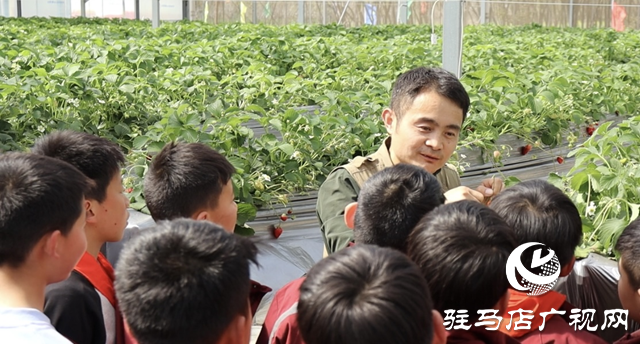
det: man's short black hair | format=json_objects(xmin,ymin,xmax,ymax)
[
  {"xmin": 143, "ymin": 142, "xmax": 235, "ymax": 221},
  {"xmin": 490, "ymin": 180, "xmax": 582, "ymax": 267},
  {"xmin": 354, "ymin": 164, "xmax": 445, "ymax": 252},
  {"xmin": 298, "ymin": 244, "xmax": 434, "ymax": 344},
  {"xmin": 0, "ymin": 152, "xmax": 89, "ymax": 267},
  {"xmin": 31, "ymin": 130, "xmax": 125, "ymax": 203},
  {"xmin": 616, "ymin": 218, "xmax": 640, "ymax": 290},
  {"xmin": 115, "ymin": 219, "xmax": 257, "ymax": 344},
  {"xmin": 408, "ymin": 201, "xmax": 516, "ymax": 321},
  {"xmin": 391, "ymin": 67, "xmax": 470, "ymax": 122}
]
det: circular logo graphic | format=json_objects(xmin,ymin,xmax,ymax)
[{"xmin": 506, "ymin": 242, "xmax": 561, "ymax": 296}]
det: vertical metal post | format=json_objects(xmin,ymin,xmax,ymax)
[
  {"xmin": 182, "ymin": 0, "xmax": 189, "ymax": 19},
  {"xmin": 397, "ymin": 0, "xmax": 408, "ymax": 24},
  {"xmin": 442, "ymin": 0, "xmax": 463, "ymax": 77},
  {"xmin": 568, "ymin": 0, "xmax": 573, "ymax": 27},
  {"xmin": 80, "ymin": 0, "xmax": 86, "ymax": 17},
  {"xmin": 152, "ymin": 0, "xmax": 160, "ymax": 27},
  {"xmin": 322, "ymin": 0, "xmax": 326, "ymax": 24},
  {"xmin": 252, "ymin": 0, "xmax": 257, "ymax": 23},
  {"xmin": 16, "ymin": 0, "xmax": 21, "ymax": 17},
  {"xmin": 298, "ymin": 0, "xmax": 304, "ymax": 24},
  {"xmin": 135, "ymin": 0, "xmax": 140, "ymax": 19},
  {"xmin": 480, "ymin": 0, "xmax": 486, "ymax": 24}
]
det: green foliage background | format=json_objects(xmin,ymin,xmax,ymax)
[{"xmin": 1, "ymin": 18, "xmax": 639, "ymax": 244}]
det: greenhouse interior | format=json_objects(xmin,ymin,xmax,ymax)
[{"xmin": 1, "ymin": 0, "xmax": 640, "ymax": 343}]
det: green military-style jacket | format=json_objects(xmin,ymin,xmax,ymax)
[{"xmin": 316, "ymin": 137, "xmax": 461, "ymax": 255}]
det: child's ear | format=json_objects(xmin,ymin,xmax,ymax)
[
  {"xmin": 430, "ymin": 310, "xmax": 447, "ymax": 344},
  {"xmin": 85, "ymin": 199, "xmax": 98, "ymax": 225},
  {"xmin": 560, "ymin": 256, "xmax": 576, "ymax": 277},
  {"xmin": 343, "ymin": 202, "xmax": 358, "ymax": 229},
  {"xmin": 194, "ymin": 211, "xmax": 209, "ymax": 221},
  {"xmin": 43, "ymin": 230, "xmax": 63, "ymax": 258}
]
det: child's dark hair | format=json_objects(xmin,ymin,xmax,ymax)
[
  {"xmin": 115, "ymin": 218, "xmax": 257, "ymax": 344},
  {"xmin": 408, "ymin": 201, "xmax": 517, "ymax": 321},
  {"xmin": 490, "ymin": 180, "xmax": 582, "ymax": 267},
  {"xmin": 616, "ymin": 218, "xmax": 640, "ymax": 290},
  {"xmin": 391, "ymin": 67, "xmax": 470, "ymax": 122},
  {"xmin": 31, "ymin": 130, "xmax": 125, "ymax": 203},
  {"xmin": 298, "ymin": 244, "xmax": 434, "ymax": 344},
  {"xmin": 143, "ymin": 142, "xmax": 235, "ymax": 221},
  {"xmin": 354, "ymin": 163, "xmax": 445, "ymax": 252},
  {"xmin": 0, "ymin": 152, "xmax": 89, "ymax": 267}
]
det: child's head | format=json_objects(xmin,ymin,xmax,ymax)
[
  {"xmin": 408, "ymin": 201, "xmax": 517, "ymax": 321},
  {"xmin": 344, "ymin": 163, "xmax": 445, "ymax": 252},
  {"xmin": 31, "ymin": 130, "xmax": 129, "ymax": 243},
  {"xmin": 490, "ymin": 180, "xmax": 582, "ymax": 275},
  {"xmin": 0, "ymin": 153, "xmax": 89, "ymax": 282},
  {"xmin": 144, "ymin": 142, "xmax": 236, "ymax": 232},
  {"xmin": 615, "ymin": 218, "xmax": 640, "ymax": 323},
  {"xmin": 115, "ymin": 219, "xmax": 257, "ymax": 344},
  {"xmin": 298, "ymin": 244, "xmax": 446, "ymax": 344}
]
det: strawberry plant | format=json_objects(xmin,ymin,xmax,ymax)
[
  {"xmin": 549, "ymin": 117, "xmax": 640, "ymax": 257},
  {"xmin": 1, "ymin": 18, "xmax": 640, "ymax": 236}
]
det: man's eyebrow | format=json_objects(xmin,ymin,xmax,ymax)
[{"xmin": 415, "ymin": 117, "xmax": 461, "ymax": 131}]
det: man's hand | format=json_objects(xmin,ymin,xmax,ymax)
[
  {"xmin": 476, "ymin": 176, "xmax": 504, "ymax": 205},
  {"xmin": 444, "ymin": 186, "xmax": 486, "ymax": 203},
  {"xmin": 443, "ymin": 176, "xmax": 504, "ymax": 204}
]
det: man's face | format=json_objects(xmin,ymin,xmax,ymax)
[{"xmin": 383, "ymin": 90, "xmax": 464, "ymax": 174}]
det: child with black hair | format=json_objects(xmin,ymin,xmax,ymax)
[
  {"xmin": 143, "ymin": 142, "xmax": 271, "ymax": 315},
  {"xmin": 33, "ymin": 131, "xmax": 130, "ymax": 344},
  {"xmin": 257, "ymin": 163, "xmax": 446, "ymax": 344},
  {"xmin": 298, "ymin": 244, "xmax": 445, "ymax": 344},
  {"xmin": 613, "ymin": 218, "xmax": 640, "ymax": 344},
  {"xmin": 115, "ymin": 219, "xmax": 257, "ymax": 344},
  {"xmin": 408, "ymin": 201, "xmax": 520, "ymax": 344},
  {"xmin": 490, "ymin": 180, "xmax": 606, "ymax": 344},
  {"xmin": 0, "ymin": 153, "xmax": 89, "ymax": 343}
]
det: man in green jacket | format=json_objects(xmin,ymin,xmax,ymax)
[{"xmin": 317, "ymin": 67, "xmax": 503, "ymax": 254}]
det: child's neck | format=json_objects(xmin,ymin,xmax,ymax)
[
  {"xmin": 0, "ymin": 267, "xmax": 47, "ymax": 310},
  {"xmin": 84, "ymin": 225, "xmax": 104, "ymax": 259}
]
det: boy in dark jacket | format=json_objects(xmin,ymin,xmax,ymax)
[{"xmin": 36, "ymin": 131, "xmax": 129, "ymax": 344}]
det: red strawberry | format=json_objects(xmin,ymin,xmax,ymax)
[
  {"xmin": 520, "ymin": 144, "xmax": 532, "ymax": 156},
  {"xmin": 287, "ymin": 209, "xmax": 293, "ymax": 215},
  {"xmin": 556, "ymin": 156, "xmax": 564, "ymax": 164},
  {"xmin": 280, "ymin": 214, "xmax": 288, "ymax": 221},
  {"xmin": 273, "ymin": 226, "xmax": 283, "ymax": 238},
  {"xmin": 126, "ymin": 187, "xmax": 133, "ymax": 193},
  {"xmin": 268, "ymin": 224, "xmax": 283, "ymax": 239},
  {"xmin": 586, "ymin": 125, "xmax": 595, "ymax": 136}
]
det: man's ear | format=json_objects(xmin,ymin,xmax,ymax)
[
  {"xmin": 430, "ymin": 310, "xmax": 447, "ymax": 344},
  {"xmin": 344, "ymin": 202, "xmax": 358, "ymax": 229},
  {"xmin": 560, "ymin": 256, "xmax": 576, "ymax": 277},
  {"xmin": 85, "ymin": 200, "xmax": 98, "ymax": 225},
  {"xmin": 381, "ymin": 108, "xmax": 396, "ymax": 135}
]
